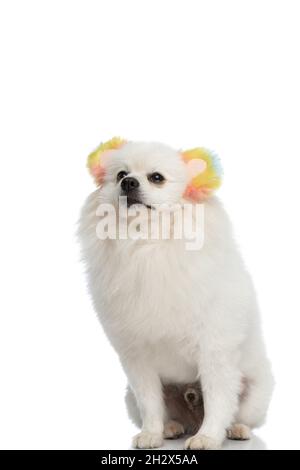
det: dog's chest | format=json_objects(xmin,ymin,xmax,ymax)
[{"xmin": 96, "ymin": 240, "xmax": 206, "ymax": 352}]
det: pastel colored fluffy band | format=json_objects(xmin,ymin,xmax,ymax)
[{"xmin": 87, "ymin": 137, "xmax": 223, "ymax": 202}]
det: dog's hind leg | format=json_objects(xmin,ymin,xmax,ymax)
[
  {"xmin": 235, "ymin": 362, "xmax": 274, "ymax": 430},
  {"xmin": 227, "ymin": 423, "xmax": 251, "ymax": 440},
  {"xmin": 163, "ymin": 420, "xmax": 185, "ymax": 439}
]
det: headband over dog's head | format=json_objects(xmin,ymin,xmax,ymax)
[{"xmin": 87, "ymin": 137, "xmax": 222, "ymax": 202}]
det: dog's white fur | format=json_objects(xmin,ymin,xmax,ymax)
[{"xmin": 78, "ymin": 141, "xmax": 274, "ymax": 449}]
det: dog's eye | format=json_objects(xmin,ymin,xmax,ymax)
[
  {"xmin": 148, "ymin": 172, "xmax": 165, "ymax": 184},
  {"xmin": 117, "ymin": 171, "xmax": 128, "ymax": 182}
]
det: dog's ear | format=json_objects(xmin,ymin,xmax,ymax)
[
  {"xmin": 181, "ymin": 148, "xmax": 222, "ymax": 201},
  {"xmin": 87, "ymin": 137, "xmax": 126, "ymax": 185}
]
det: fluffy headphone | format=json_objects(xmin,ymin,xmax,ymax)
[{"xmin": 87, "ymin": 137, "xmax": 222, "ymax": 202}]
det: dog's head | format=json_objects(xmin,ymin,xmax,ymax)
[{"xmin": 87, "ymin": 137, "xmax": 222, "ymax": 208}]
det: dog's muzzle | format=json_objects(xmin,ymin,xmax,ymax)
[{"xmin": 120, "ymin": 176, "xmax": 147, "ymax": 207}]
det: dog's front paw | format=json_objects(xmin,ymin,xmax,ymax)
[
  {"xmin": 185, "ymin": 434, "xmax": 220, "ymax": 450},
  {"xmin": 132, "ymin": 431, "xmax": 163, "ymax": 449}
]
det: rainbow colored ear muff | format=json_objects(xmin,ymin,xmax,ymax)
[
  {"xmin": 182, "ymin": 147, "xmax": 222, "ymax": 201},
  {"xmin": 87, "ymin": 137, "xmax": 126, "ymax": 185},
  {"xmin": 87, "ymin": 138, "xmax": 223, "ymax": 200}
]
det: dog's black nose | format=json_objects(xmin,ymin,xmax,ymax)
[{"xmin": 121, "ymin": 177, "xmax": 140, "ymax": 192}]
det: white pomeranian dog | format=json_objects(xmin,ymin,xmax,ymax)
[{"xmin": 78, "ymin": 138, "xmax": 274, "ymax": 450}]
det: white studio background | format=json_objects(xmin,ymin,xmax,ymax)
[{"xmin": 0, "ymin": 0, "xmax": 299, "ymax": 450}]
